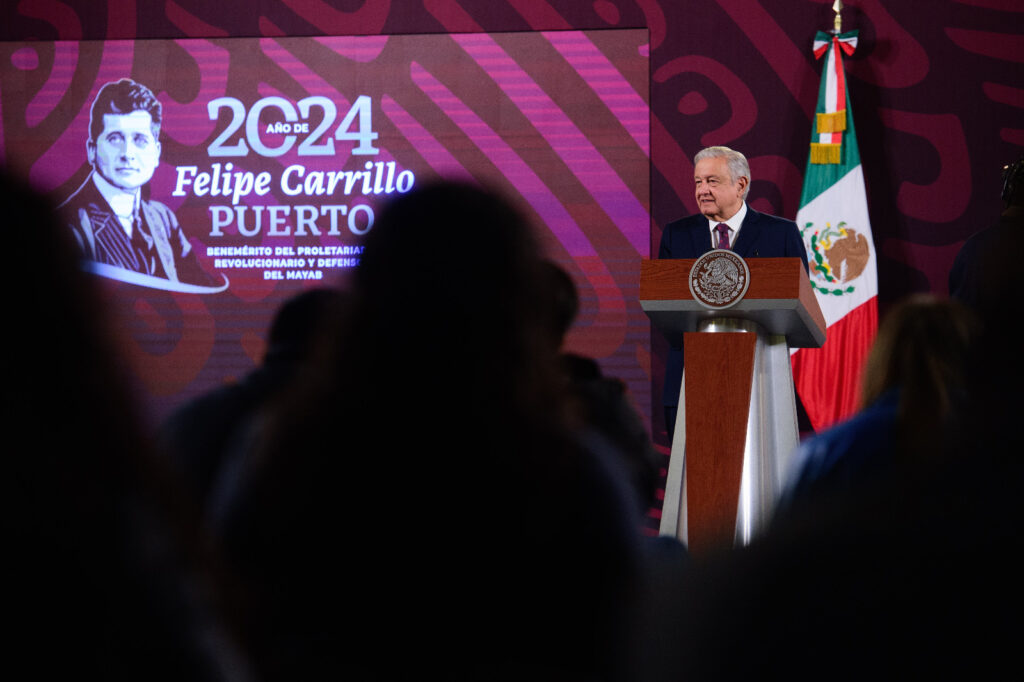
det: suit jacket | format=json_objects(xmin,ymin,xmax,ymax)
[
  {"xmin": 658, "ymin": 206, "xmax": 809, "ymax": 407},
  {"xmin": 60, "ymin": 176, "xmax": 203, "ymax": 284}
]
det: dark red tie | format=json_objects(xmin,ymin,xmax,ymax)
[{"xmin": 716, "ymin": 223, "xmax": 731, "ymax": 250}]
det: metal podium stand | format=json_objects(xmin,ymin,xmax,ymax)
[{"xmin": 640, "ymin": 257, "xmax": 825, "ymax": 554}]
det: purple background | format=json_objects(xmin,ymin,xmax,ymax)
[{"xmin": 3, "ymin": 0, "xmax": 1019, "ymax": 299}]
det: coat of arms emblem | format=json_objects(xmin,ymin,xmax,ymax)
[{"xmin": 688, "ymin": 249, "xmax": 750, "ymax": 309}]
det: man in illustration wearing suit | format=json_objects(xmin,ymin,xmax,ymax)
[
  {"xmin": 60, "ymin": 78, "xmax": 206, "ymax": 285},
  {"xmin": 659, "ymin": 146, "xmax": 809, "ymax": 436}
]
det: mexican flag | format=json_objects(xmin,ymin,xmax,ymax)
[{"xmin": 791, "ymin": 29, "xmax": 878, "ymax": 432}]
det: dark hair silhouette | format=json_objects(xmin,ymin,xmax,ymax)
[
  {"xmin": 540, "ymin": 259, "xmax": 581, "ymax": 344},
  {"xmin": 539, "ymin": 259, "xmax": 659, "ymax": 511},
  {"xmin": 860, "ymin": 294, "xmax": 977, "ymax": 453},
  {"xmin": 160, "ymin": 287, "xmax": 350, "ymax": 507},
  {"xmin": 265, "ymin": 287, "xmax": 348, "ymax": 362}
]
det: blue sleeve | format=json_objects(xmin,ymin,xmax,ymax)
[
  {"xmin": 786, "ymin": 220, "xmax": 809, "ymax": 273},
  {"xmin": 658, "ymin": 224, "xmax": 672, "ymax": 259}
]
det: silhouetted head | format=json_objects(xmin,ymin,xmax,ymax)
[
  {"xmin": 350, "ymin": 180, "xmax": 555, "ymax": 405},
  {"xmin": 2, "ymin": 169, "xmax": 244, "ymax": 680},
  {"xmin": 861, "ymin": 295, "xmax": 978, "ymax": 430},
  {"xmin": 265, "ymin": 287, "xmax": 349, "ymax": 365},
  {"xmin": 538, "ymin": 260, "xmax": 579, "ymax": 349}
]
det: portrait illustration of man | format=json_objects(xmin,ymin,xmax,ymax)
[{"xmin": 59, "ymin": 78, "xmax": 208, "ymax": 286}]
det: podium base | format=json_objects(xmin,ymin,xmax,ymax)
[{"xmin": 659, "ymin": 319, "xmax": 800, "ymax": 554}]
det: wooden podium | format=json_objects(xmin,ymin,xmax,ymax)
[{"xmin": 640, "ymin": 257, "xmax": 825, "ymax": 554}]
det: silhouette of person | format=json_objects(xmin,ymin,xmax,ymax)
[
  {"xmin": 160, "ymin": 287, "xmax": 350, "ymax": 508},
  {"xmin": 2, "ymin": 169, "xmax": 251, "ymax": 681},
  {"xmin": 216, "ymin": 181, "xmax": 642, "ymax": 680}
]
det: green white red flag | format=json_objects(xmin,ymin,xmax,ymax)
[{"xmin": 791, "ymin": 29, "xmax": 879, "ymax": 431}]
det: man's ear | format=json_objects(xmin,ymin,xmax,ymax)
[
  {"xmin": 737, "ymin": 175, "xmax": 749, "ymax": 197},
  {"xmin": 86, "ymin": 140, "xmax": 96, "ymax": 166}
]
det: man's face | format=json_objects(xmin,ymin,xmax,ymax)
[
  {"xmin": 87, "ymin": 111, "xmax": 160, "ymax": 192},
  {"xmin": 694, "ymin": 156, "xmax": 747, "ymax": 223}
]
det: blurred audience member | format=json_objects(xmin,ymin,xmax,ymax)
[
  {"xmin": 949, "ymin": 154, "xmax": 1024, "ymax": 449},
  {"xmin": 217, "ymin": 182, "xmax": 642, "ymax": 680},
  {"xmin": 540, "ymin": 260, "xmax": 660, "ymax": 514},
  {"xmin": 0, "ymin": 170, "xmax": 251, "ymax": 681},
  {"xmin": 949, "ymin": 154, "xmax": 1024, "ymax": 310},
  {"xmin": 779, "ymin": 295, "xmax": 978, "ymax": 511},
  {"xmin": 159, "ymin": 287, "xmax": 349, "ymax": 508}
]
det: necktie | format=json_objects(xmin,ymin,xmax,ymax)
[
  {"xmin": 129, "ymin": 213, "xmax": 152, "ymax": 274},
  {"xmin": 716, "ymin": 223, "xmax": 731, "ymax": 250}
]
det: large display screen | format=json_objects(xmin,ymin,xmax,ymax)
[{"xmin": 1, "ymin": 30, "xmax": 651, "ymax": 424}]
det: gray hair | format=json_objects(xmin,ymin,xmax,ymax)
[{"xmin": 694, "ymin": 146, "xmax": 750, "ymax": 197}]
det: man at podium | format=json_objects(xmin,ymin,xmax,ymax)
[{"xmin": 658, "ymin": 146, "xmax": 808, "ymax": 436}]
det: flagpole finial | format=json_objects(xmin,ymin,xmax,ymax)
[{"xmin": 832, "ymin": 0, "xmax": 844, "ymax": 33}]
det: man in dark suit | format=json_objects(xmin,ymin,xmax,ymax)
[
  {"xmin": 659, "ymin": 146, "xmax": 808, "ymax": 436},
  {"xmin": 59, "ymin": 78, "xmax": 206, "ymax": 286}
]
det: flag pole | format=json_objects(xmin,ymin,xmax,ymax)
[{"xmin": 791, "ymin": 1, "xmax": 879, "ymax": 432}]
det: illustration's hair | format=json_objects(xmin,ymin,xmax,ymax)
[
  {"xmin": 89, "ymin": 78, "xmax": 162, "ymax": 143},
  {"xmin": 695, "ymin": 146, "xmax": 750, "ymax": 197}
]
